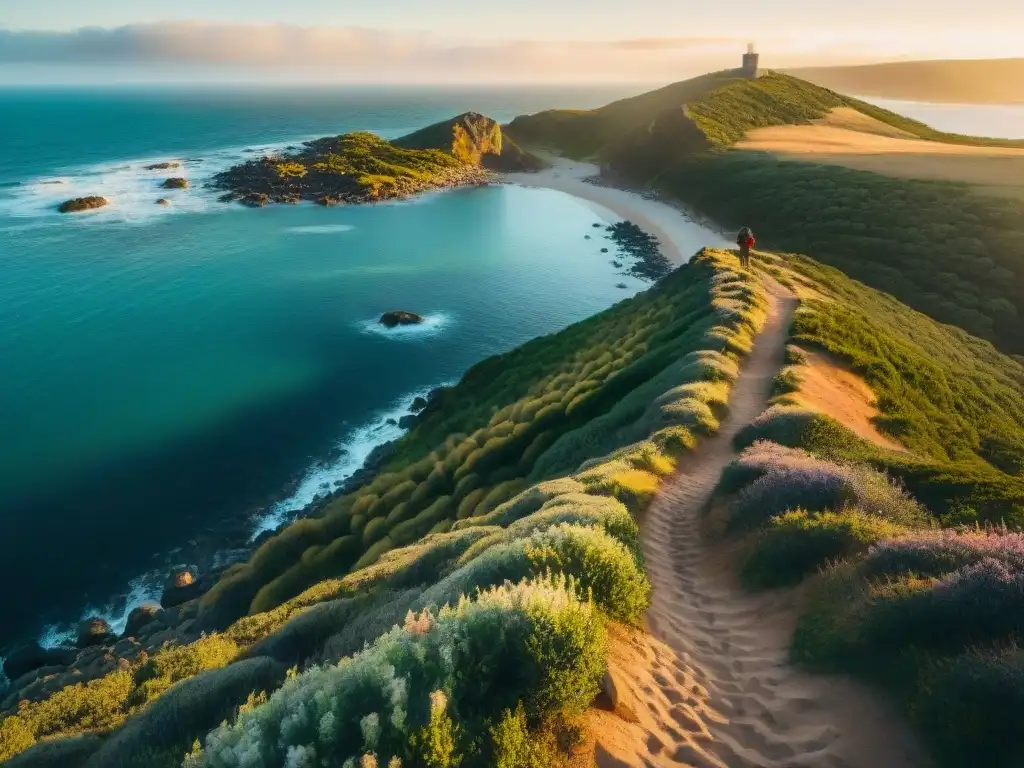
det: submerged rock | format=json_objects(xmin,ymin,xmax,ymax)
[
  {"xmin": 379, "ymin": 311, "xmax": 424, "ymax": 328},
  {"xmin": 241, "ymin": 192, "xmax": 270, "ymax": 208},
  {"xmin": 57, "ymin": 196, "xmax": 108, "ymax": 213},
  {"xmin": 145, "ymin": 162, "xmax": 180, "ymax": 171},
  {"xmin": 156, "ymin": 198, "xmax": 170, "ymax": 206},
  {"xmin": 161, "ymin": 177, "xmax": 190, "ymax": 189},
  {"xmin": 77, "ymin": 617, "xmax": 115, "ymax": 648}
]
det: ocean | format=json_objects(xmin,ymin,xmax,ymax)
[
  {"xmin": 0, "ymin": 83, "xmax": 719, "ymax": 652},
  {"xmin": 860, "ymin": 96, "xmax": 1024, "ymax": 139}
]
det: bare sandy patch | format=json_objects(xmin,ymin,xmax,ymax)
[
  {"xmin": 736, "ymin": 122, "xmax": 1024, "ymax": 191},
  {"xmin": 790, "ymin": 348, "xmax": 906, "ymax": 452},
  {"xmin": 814, "ymin": 107, "xmax": 916, "ymax": 138}
]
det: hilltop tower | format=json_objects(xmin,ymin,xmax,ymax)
[{"xmin": 742, "ymin": 43, "xmax": 760, "ymax": 79}]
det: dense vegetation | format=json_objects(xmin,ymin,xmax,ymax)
[
  {"xmin": 0, "ymin": 251, "xmax": 767, "ymax": 767},
  {"xmin": 710, "ymin": 250, "xmax": 1024, "ymax": 766},
  {"xmin": 508, "ymin": 70, "xmax": 1024, "ymax": 353},
  {"xmin": 660, "ymin": 154, "xmax": 1024, "ymax": 352}
]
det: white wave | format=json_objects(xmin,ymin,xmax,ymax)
[
  {"xmin": 38, "ymin": 572, "xmax": 163, "ymax": 649},
  {"xmin": 358, "ymin": 312, "xmax": 450, "ymax": 339},
  {"xmin": 286, "ymin": 224, "xmax": 355, "ymax": 235},
  {"xmin": 0, "ymin": 135, "xmax": 314, "ymax": 226},
  {"xmin": 249, "ymin": 383, "xmax": 451, "ymax": 540}
]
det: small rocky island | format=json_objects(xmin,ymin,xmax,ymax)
[
  {"xmin": 380, "ymin": 310, "xmax": 424, "ymax": 328},
  {"xmin": 213, "ymin": 112, "xmax": 544, "ymax": 207},
  {"xmin": 161, "ymin": 177, "xmax": 190, "ymax": 189},
  {"xmin": 57, "ymin": 196, "xmax": 108, "ymax": 213}
]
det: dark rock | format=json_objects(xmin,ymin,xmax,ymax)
[
  {"xmin": 379, "ymin": 310, "xmax": 424, "ymax": 328},
  {"xmin": 592, "ymin": 222, "xmax": 603, "ymax": 227},
  {"xmin": 386, "ymin": 418, "xmax": 397, "ymax": 426},
  {"xmin": 10, "ymin": 664, "xmax": 67, "ymax": 693},
  {"xmin": 161, "ymin": 177, "xmax": 189, "ymax": 189},
  {"xmin": 3, "ymin": 644, "xmax": 78, "ymax": 681},
  {"xmin": 156, "ymin": 198, "xmax": 170, "ymax": 206},
  {"xmin": 601, "ymin": 247, "xmax": 609, "ymax": 253},
  {"xmin": 410, "ymin": 396, "xmax": 428, "ymax": 412},
  {"xmin": 241, "ymin": 192, "xmax": 270, "ymax": 207},
  {"xmin": 122, "ymin": 605, "xmax": 162, "ymax": 639},
  {"xmin": 584, "ymin": 234, "xmax": 591, "ymax": 239},
  {"xmin": 161, "ymin": 567, "xmax": 203, "ymax": 608},
  {"xmin": 144, "ymin": 162, "xmax": 180, "ymax": 171},
  {"xmin": 398, "ymin": 415, "xmax": 418, "ymax": 430},
  {"xmin": 76, "ymin": 617, "xmax": 114, "ymax": 649},
  {"xmin": 616, "ymin": 283, "xmax": 629, "ymax": 289},
  {"xmin": 57, "ymin": 196, "xmax": 108, "ymax": 213}
]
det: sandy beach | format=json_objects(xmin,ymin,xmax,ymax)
[{"xmin": 502, "ymin": 155, "xmax": 732, "ymax": 264}]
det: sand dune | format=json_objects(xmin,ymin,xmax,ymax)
[
  {"xmin": 595, "ymin": 282, "xmax": 933, "ymax": 767},
  {"xmin": 737, "ymin": 119, "xmax": 1024, "ymax": 192}
]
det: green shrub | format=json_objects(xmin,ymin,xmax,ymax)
[
  {"xmin": 740, "ymin": 509, "xmax": 906, "ymax": 590},
  {"xmin": 420, "ymin": 524, "xmax": 650, "ymax": 625},
  {"xmin": 189, "ymin": 578, "xmax": 605, "ymax": 768}
]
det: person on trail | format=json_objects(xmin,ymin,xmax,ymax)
[{"xmin": 736, "ymin": 227, "xmax": 755, "ymax": 268}]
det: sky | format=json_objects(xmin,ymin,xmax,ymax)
[{"xmin": 1, "ymin": 0, "xmax": 1021, "ymax": 84}]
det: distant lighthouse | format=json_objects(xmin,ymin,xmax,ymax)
[{"xmin": 742, "ymin": 43, "xmax": 760, "ymax": 79}]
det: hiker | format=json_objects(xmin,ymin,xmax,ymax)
[{"xmin": 736, "ymin": 227, "xmax": 755, "ymax": 268}]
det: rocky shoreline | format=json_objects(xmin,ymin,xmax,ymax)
[{"xmin": 0, "ymin": 382, "xmax": 451, "ymax": 711}]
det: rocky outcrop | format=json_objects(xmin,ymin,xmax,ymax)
[
  {"xmin": 76, "ymin": 617, "xmax": 115, "ymax": 648},
  {"xmin": 398, "ymin": 415, "xmax": 418, "ymax": 430},
  {"xmin": 145, "ymin": 162, "xmax": 180, "ymax": 171},
  {"xmin": 410, "ymin": 396, "xmax": 428, "ymax": 413},
  {"xmin": 161, "ymin": 568, "xmax": 204, "ymax": 608},
  {"xmin": 122, "ymin": 605, "xmax": 162, "ymax": 639},
  {"xmin": 379, "ymin": 311, "xmax": 424, "ymax": 328},
  {"xmin": 2, "ymin": 644, "xmax": 78, "ymax": 682},
  {"xmin": 161, "ymin": 177, "xmax": 189, "ymax": 189},
  {"xmin": 57, "ymin": 197, "xmax": 108, "ymax": 213},
  {"xmin": 395, "ymin": 112, "xmax": 547, "ymax": 172},
  {"xmin": 156, "ymin": 198, "xmax": 170, "ymax": 206}
]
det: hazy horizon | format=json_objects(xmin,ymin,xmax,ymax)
[{"xmin": 2, "ymin": 1, "xmax": 1022, "ymax": 85}]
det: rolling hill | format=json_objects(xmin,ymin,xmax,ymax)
[
  {"xmin": 784, "ymin": 58, "xmax": 1024, "ymax": 105},
  {"xmin": 507, "ymin": 70, "xmax": 1024, "ymax": 354}
]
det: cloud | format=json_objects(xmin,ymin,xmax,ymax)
[
  {"xmin": 0, "ymin": 23, "xmax": 759, "ymax": 82},
  {"xmin": 0, "ymin": 22, "xmax": 955, "ymax": 83}
]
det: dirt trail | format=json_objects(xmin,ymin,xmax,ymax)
[{"xmin": 596, "ymin": 284, "xmax": 932, "ymax": 767}]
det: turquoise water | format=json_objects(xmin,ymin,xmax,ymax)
[{"xmin": 0, "ymin": 84, "xmax": 724, "ymax": 649}]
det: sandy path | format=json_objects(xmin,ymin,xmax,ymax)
[
  {"xmin": 599, "ymin": 284, "xmax": 932, "ymax": 767},
  {"xmin": 501, "ymin": 156, "xmax": 732, "ymax": 265}
]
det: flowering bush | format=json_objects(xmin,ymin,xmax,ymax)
[
  {"xmin": 725, "ymin": 441, "xmax": 928, "ymax": 531},
  {"xmin": 862, "ymin": 529, "xmax": 1024, "ymax": 580},
  {"xmin": 190, "ymin": 577, "xmax": 605, "ymax": 768},
  {"xmin": 741, "ymin": 508, "xmax": 907, "ymax": 589}
]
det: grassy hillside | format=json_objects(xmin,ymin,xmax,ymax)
[
  {"xmin": 712, "ymin": 249, "xmax": 1024, "ymax": 766},
  {"xmin": 0, "ymin": 251, "xmax": 768, "ymax": 767},
  {"xmin": 509, "ymin": 71, "xmax": 1024, "ymax": 353},
  {"xmin": 785, "ymin": 59, "xmax": 1024, "ymax": 105}
]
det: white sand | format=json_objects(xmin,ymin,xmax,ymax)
[{"xmin": 501, "ymin": 156, "xmax": 732, "ymax": 264}]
